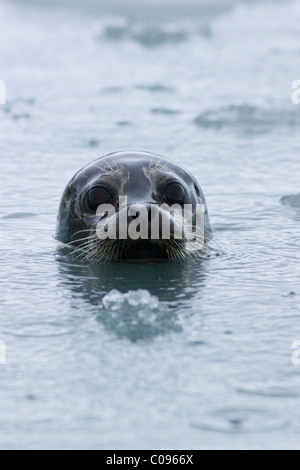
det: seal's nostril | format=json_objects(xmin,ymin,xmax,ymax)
[{"xmin": 130, "ymin": 211, "xmax": 140, "ymax": 221}]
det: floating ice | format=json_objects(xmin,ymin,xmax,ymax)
[
  {"xmin": 281, "ymin": 194, "xmax": 300, "ymax": 209},
  {"xmin": 100, "ymin": 289, "xmax": 178, "ymax": 341},
  {"xmin": 102, "ymin": 289, "xmax": 159, "ymax": 311}
]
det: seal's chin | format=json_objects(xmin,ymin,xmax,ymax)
[{"xmin": 118, "ymin": 239, "xmax": 171, "ymax": 261}]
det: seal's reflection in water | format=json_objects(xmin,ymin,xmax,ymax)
[{"xmin": 56, "ymin": 251, "xmax": 207, "ymax": 342}]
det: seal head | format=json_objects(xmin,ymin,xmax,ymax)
[{"xmin": 56, "ymin": 151, "xmax": 213, "ymax": 261}]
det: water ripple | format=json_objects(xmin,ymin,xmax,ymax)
[{"xmin": 194, "ymin": 105, "xmax": 300, "ymax": 134}]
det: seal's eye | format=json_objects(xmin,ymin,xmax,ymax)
[
  {"xmin": 86, "ymin": 186, "xmax": 112, "ymax": 211},
  {"xmin": 164, "ymin": 182, "xmax": 186, "ymax": 205}
]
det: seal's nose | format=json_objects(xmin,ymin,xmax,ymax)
[
  {"xmin": 126, "ymin": 203, "xmax": 157, "ymax": 241},
  {"xmin": 127, "ymin": 203, "xmax": 152, "ymax": 224}
]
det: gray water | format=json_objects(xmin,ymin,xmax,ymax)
[{"xmin": 0, "ymin": 0, "xmax": 300, "ymax": 450}]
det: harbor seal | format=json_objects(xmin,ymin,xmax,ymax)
[{"xmin": 56, "ymin": 151, "xmax": 213, "ymax": 261}]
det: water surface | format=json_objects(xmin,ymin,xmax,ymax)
[{"xmin": 0, "ymin": 0, "xmax": 300, "ymax": 450}]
